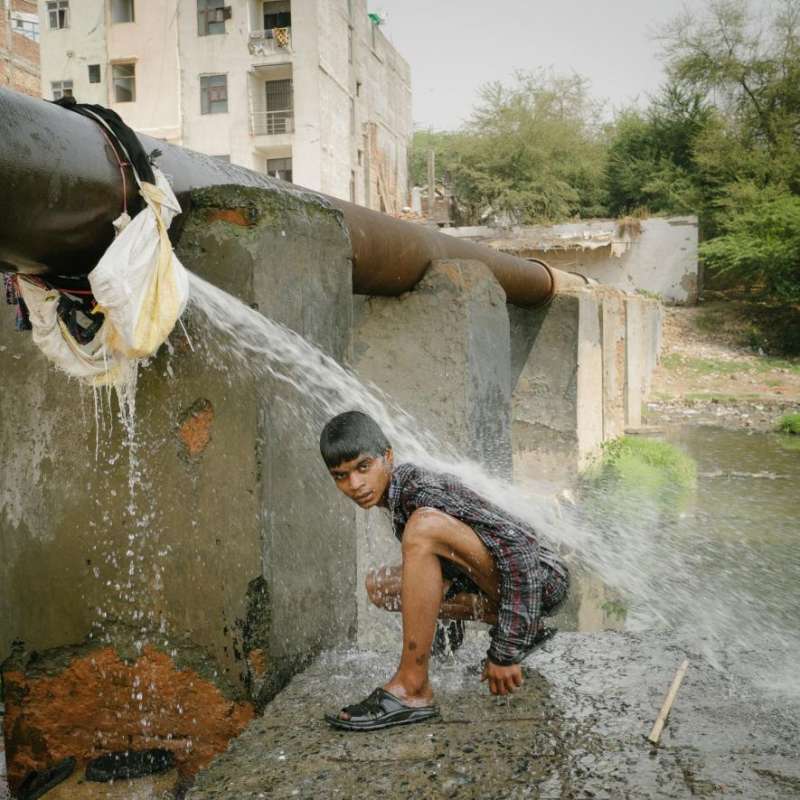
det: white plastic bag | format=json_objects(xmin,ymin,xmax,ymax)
[{"xmin": 89, "ymin": 167, "xmax": 189, "ymax": 359}]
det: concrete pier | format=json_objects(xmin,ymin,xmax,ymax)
[{"xmin": 0, "ymin": 185, "xmax": 358, "ymax": 788}]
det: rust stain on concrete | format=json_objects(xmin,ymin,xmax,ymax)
[
  {"xmin": 178, "ymin": 399, "xmax": 214, "ymax": 457},
  {"xmin": 2, "ymin": 646, "xmax": 254, "ymax": 791},
  {"xmin": 206, "ymin": 208, "xmax": 255, "ymax": 227}
]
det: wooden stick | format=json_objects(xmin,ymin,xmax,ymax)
[{"xmin": 648, "ymin": 658, "xmax": 690, "ymax": 745}]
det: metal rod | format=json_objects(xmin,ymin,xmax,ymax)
[{"xmin": 0, "ymin": 87, "xmax": 584, "ymax": 307}]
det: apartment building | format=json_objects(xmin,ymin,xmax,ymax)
[
  {"xmin": 38, "ymin": 0, "xmax": 412, "ymax": 210},
  {"xmin": 1, "ymin": 0, "xmax": 40, "ymax": 96}
]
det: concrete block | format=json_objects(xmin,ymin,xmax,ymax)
[
  {"xmin": 350, "ymin": 258, "xmax": 513, "ymax": 646},
  {"xmin": 641, "ymin": 297, "xmax": 664, "ymax": 395},
  {"xmin": 598, "ymin": 288, "xmax": 627, "ymax": 441},
  {"xmin": 0, "ymin": 185, "xmax": 357, "ymax": 785},
  {"xmin": 624, "ymin": 294, "xmax": 645, "ymax": 429},
  {"xmin": 510, "ymin": 289, "xmax": 604, "ymax": 485}
]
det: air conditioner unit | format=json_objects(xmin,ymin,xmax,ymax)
[{"xmin": 222, "ymin": 6, "xmax": 233, "ymax": 20}]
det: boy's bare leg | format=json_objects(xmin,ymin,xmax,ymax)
[
  {"xmin": 366, "ymin": 566, "xmax": 498, "ymax": 624},
  {"xmin": 338, "ymin": 508, "xmax": 499, "ymax": 717}
]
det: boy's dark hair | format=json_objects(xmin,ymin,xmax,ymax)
[{"xmin": 320, "ymin": 411, "xmax": 391, "ymax": 469}]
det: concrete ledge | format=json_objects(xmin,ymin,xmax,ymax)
[{"xmin": 185, "ymin": 632, "xmax": 799, "ymax": 799}]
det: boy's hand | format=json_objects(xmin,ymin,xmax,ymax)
[{"xmin": 480, "ymin": 660, "xmax": 523, "ymax": 695}]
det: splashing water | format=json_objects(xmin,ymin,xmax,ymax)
[{"xmin": 185, "ymin": 272, "xmax": 799, "ymax": 698}]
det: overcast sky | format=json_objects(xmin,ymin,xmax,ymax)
[{"xmin": 366, "ymin": 0, "xmax": 712, "ymax": 131}]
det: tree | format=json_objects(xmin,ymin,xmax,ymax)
[
  {"xmin": 409, "ymin": 70, "xmax": 608, "ymax": 225},
  {"xmin": 659, "ymin": 0, "xmax": 800, "ymax": 188},
  {"xmin": 604, "ymin": 83, "xmax": 711, "ymax": 217},
  {"xmin": 700, "ymin": 189, "xmax": 800, "ymax": 302}
]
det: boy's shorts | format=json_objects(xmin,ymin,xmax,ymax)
[{"xmin": 440, "ymin": 557, "xmax": 569, "ymax": 616}]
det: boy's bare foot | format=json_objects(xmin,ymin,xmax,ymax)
[{"xmin": 382, "ymin": 676, "xmax": 434, "ymax": 708}]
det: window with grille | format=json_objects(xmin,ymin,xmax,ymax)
[
  {"xmin": 112, "ymin": 63, "xmax": 136, "ymax": 102},
  {"xmin": 263, "ymin": 1, "xmax": 290, "ymax": 34},
  {"xmin": 198, "ymin": 0, "xmax": 230, "ymax": 36},
  {"xmin": 47, "ymin": 0, "xmax": 69, "ymax": 29},
  {"xmin": 111, "ymin": 0, "xmax": 134, "ymax": 23},
  {"xmin": 51, "ymin": 80, "xmax": 73, "ymax": 100},
  {"xmin": 265, "ymin": 78, "xmax": 293, "ymax": 134},
  {"xmin": 88, "ymin": 64, "xmax": 101, "ymax": 83},
  {"xmin": 13, "ymin": 16, "xmax": 39, "ymax": 41},
  {"xmin": 266, "ymin": 157, "xmax": 292, "ymax": 182},
  {"xmin": 201, "ymin": 75, "xmax": 228, "ymax": 114}
]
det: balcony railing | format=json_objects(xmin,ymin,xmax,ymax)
[
  {"xmin": 251, "ymin": 110, "xmax": 294, "ymax": 136},
  {"xmin": 249, "ymin": 27, "xmax": 291, "ymax": 56}
]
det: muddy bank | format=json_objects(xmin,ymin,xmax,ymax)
[
  {"xmin": 185, "ymin": 632, "xmax": 800, "ymax": 799},
  {"xmin": 645, "ymin": 397, "xmax": 799, "ymax": 433}
]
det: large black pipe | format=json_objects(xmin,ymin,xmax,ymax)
[{"xmin": 0, "ymin": 88, "xmax": 584, "ymax": 306}]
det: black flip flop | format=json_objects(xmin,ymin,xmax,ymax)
[
  {"xmin": 16, "ymin": 757, "xmax": 76, "ymax": 800},
  {"xmin": 325, "ymin": 687, "xmax": 439, "ymax": 731}
]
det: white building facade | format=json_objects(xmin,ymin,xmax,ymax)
[{"xmin": 38, "ymin": 0, "xmax": 412, "ymax": 210}]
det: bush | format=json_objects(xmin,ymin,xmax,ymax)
[
  {"xmin": 700, "ymin": 192, "xmax": 800, "ymax": 304},
  {"xmin": 777, "ymin": 413, "xmax": 800, "ymax": 435},
  {"xmin": 583, "ymin": 436, "xmax": 697, "ymax": 516}
]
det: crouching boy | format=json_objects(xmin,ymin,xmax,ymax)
[{"xmin": 320, "ymin": 410, "xmax": 569, "ymax": 731}]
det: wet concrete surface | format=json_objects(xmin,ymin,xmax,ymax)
[{"xmin": 186, "ymin": 632, "xmax": 800, "ymax": 799}]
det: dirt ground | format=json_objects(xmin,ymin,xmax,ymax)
[{"xmin": 647, "ymin": 301, "xmax": 800, "ymax": 431}]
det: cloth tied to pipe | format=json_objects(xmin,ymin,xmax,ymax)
[
  {"xmin": 11, "ymin": 97, "xmax": 189, "ymax": 385},
  {"xmin": 15, "ymin": 166, "xmax": 189, "ymax": 385}
]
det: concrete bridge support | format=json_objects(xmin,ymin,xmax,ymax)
[
  {"xmin": 510, "ymin": 290, "xmax": 605, "ymax": 486},
  {"xmin": 0, "ymin": 186, "xmax": 358, "ymax": 789}
]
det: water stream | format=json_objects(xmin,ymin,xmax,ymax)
[{"xmin": 185, "ymin": 273, "xmax": 800, "ymax": 699}]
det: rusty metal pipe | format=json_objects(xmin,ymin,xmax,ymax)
[{"xmin": 0, "ymin": 88, "xmax": 583, "ymax": 306}]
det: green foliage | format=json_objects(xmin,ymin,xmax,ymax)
[
  {"xmin": 598, "ymin": 436, "xmax": 697, "ymax": 491},
  {"xmin": 584, "ymin": 436, "xmax": 698, "ymax": 517},
  {"xmin": 604, "ymin": 84, "xmax": 711, "ymax": 217},
  {"xmin": 777, "ymin": 412, "xmax": 800, "ymax": 434},
  {"xmin": 700, "ymin": 191, "xmax": 800, "ymax": 303},
  {"xmin": 409, "ymin": 70, "xmax": 608, "ymax": 224}
]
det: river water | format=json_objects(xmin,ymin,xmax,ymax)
[{"xmin": 658, "ymin": 425, "xmax": 800, "ymax": 692}]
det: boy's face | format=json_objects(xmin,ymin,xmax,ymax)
[{"xmin": 328, "ymin": 449, "xmax": 393, "ymax": 509}]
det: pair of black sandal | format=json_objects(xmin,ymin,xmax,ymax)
[{"xmin": 326, "ymin": 626, "xmax": 557, "ymax": 732}]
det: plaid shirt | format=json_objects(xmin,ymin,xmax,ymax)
[{"xmin": 388, "ymin": 462, "xmax": 567, "ymax": 666}]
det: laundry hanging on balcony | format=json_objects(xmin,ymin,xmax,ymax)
[{"xmin": 274, "ymin": 26, "xmax": 290, "ymax": 48}]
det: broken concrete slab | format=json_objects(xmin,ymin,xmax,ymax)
[
  {"xmin": 444, "ymin": 216, "xmax": 700, "ymax": 305},
  {"xmin": 185, "ymin": 632, "xmax": 800, "ymax": 799}
]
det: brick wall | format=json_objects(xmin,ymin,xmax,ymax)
[{"xmin": 0, "ymin": 0, "xmax": 40, "ymax": 97}]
